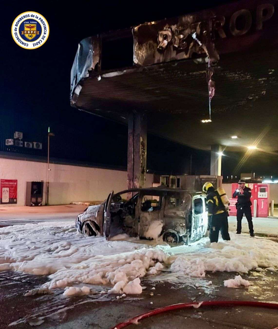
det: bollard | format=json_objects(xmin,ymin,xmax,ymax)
[
  {"xmin": 253, "ymin": 199, "xmax": 257, "ymax": 218},
  {"xmin": 270, "ymin": 200, "xmax": 274, "ymax": 216}
]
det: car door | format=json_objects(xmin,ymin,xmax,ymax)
[
  {"xmin": 103, "ymin": 191, "xmax": 114, "ymax": 239},
  {"xmin": 191, "ymin": 195, "xmax": 208, "ymax": 241}
]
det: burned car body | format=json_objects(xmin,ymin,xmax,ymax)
[{"xmin": 75, "ymin": 187, "xmax": 208, "ymax": 243}]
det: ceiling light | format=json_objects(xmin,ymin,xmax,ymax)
[
  {"xmin": 201, "ymin": 119, "xmax": 212, "ymax": 123},
  {"xmin": 231, "ymin": 135, "xmax": 238, "ymax": 139},
  {"xmin": 247, "ymin": 146, "xmax": 257, "ymax": 150},
  {"xmin": 217, "ymin": 152, "xmax": 224, "ymax": 156}
]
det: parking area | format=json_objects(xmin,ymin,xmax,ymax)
[{"xmin": 1, "ymin": 204, "xmax": 277, "ymax": 236}]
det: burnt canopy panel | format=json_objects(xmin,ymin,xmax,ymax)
[
  {"xmin": 71, "ymin": 0, "xmax": 278, "ymax": 153},
  {"xmin": 74, "ymin": 49, "xmax": 278, "ymax": 151}
]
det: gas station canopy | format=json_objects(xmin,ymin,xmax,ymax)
[{"xmin": 71, "ymin": 0, "xmax": 278, "ymax": 153}]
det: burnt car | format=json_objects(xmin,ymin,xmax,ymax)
[{"xmin": 75, "ymin": 187, "xmax": 208, "ymax": 244}]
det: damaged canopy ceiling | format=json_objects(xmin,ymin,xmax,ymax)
[{"xmin": 70, "ymin": 0, "xmax": 278, "ymax": 153}]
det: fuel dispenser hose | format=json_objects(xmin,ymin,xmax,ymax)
[{"xmin": 112, "ymin": 300, "xmax": 278, "ymax": 329}]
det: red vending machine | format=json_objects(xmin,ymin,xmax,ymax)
[
  {"xmin": 229, "ymin": 183, "xmax": 238, "ymax": 216},
  {"xmin": 256, "ymin": 184, "xmax": 269, "ymax": 217},
  {"xmin": 248, "ymin": 183, "xmax": 255, "ymax": 215}
]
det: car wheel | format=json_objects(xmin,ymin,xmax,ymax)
[
  {"xmin": 163, "ymin": 230, "xmax": 180, "ymax": 244},
  {"xmin": 82, "ymin": 222, "xmax": 97, "ymax": 237}
]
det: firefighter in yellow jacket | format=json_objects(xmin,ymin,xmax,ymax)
[{"xmin": 203, "ymin": 182, "xmax": 231, "ymax": 243}]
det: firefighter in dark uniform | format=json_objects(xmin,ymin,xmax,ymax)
[
  {"xmin": 203, "ymin": 182, "xmax": 231, "ymax": 243},
  {"xmin": 233, "ymin": 180, "xmax": 254, "ymax": 237}
]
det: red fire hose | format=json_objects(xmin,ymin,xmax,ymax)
[{"xmin": 112, "ymin": 300, "xmax": 278, "ymax": 329}]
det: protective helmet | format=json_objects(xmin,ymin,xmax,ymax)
[{"xmin": 202, "ymin": 182, "xmax": 213, "ymax": 193}]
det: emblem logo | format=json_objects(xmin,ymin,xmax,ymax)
[{"xmin": 11, "ymin": 11, "xmax": 49, "ymax": 50}]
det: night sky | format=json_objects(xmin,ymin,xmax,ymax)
[{"xmin": 2, "ymin": 0, "xmax": 275, "ymax": 178}]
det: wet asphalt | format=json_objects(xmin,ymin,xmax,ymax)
[{"xmin": 0, "ymin": 265, "xmax": 278, "ymax": 329}]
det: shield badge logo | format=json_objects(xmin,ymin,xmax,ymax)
[
  {"xmin": 12, "ymin": 12, "xmax": 49, "ymax": 49},
  {"xmin": 22, "ymin": 23, "xmax": 40, "ymax": 40}
]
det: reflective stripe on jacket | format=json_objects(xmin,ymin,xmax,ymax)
[{"xmin": 206, "ymin": 191, "xmax": 225, "ymax": 216}]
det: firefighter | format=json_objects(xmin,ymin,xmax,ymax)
[
  {"xmin": 202, "ymin": 182, "xmax": 231, "ymax": 243},
  {"xmin": 232, "ymin": 180, "xmax": 254, "ymax": 237}
]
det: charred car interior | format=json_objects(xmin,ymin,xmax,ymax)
[{"xmin": 75, "ymin": 187, "xmax": 208, "ymax": 244}]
